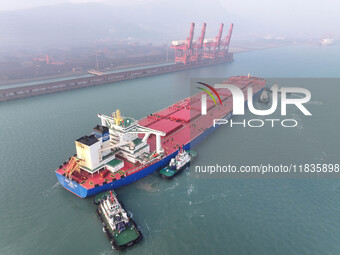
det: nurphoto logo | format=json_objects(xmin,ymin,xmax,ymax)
[{"xmin": 198, "ymin": 83, "xmax": 312, "ymax": 128}]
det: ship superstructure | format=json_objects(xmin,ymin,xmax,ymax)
[
  {"xmin": 62, "ymin": 109, "xmax": 165, "ymax": 188},
  {"xmin": 259, "ymin": 88, "xmax": 270, "ymax": 104}
]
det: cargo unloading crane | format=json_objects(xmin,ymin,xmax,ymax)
[
  {"xmin": 33, "ymin": 54, "xmax": 65, "ymax": 65},
  {"xmin": 33, "ymin": 55, "xmax": 50, "ymax": 65},
  {"xmin": 203, "ymin": 23, "xmax": 224, "ymax": 60},
  {"xmin": 171, "ymin": 22, "xmax": 195, "ymax": 65},
  {"xmin": 219, "ymin": 23, "xmax": 234, "ymax": 59},
  {"xmin": 170, "ymin": 22, "xmax": 234, "ymax": 65},
  {"xmin": 192, "ymin": 23, "xmax": 206, "ymax": 64},
  {"xmin": 225, "ymin": 23, "xmax": 234, "ymax": 50}
]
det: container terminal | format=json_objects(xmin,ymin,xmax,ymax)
[{"xmin": 0, "ymin": 22, "xmax": 234, "ymax": 102}]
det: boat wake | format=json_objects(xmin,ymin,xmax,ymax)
[
  {"xmin": 290, "ymin": 113, "xmax": 304, "ymax": 130},
  {"xmin": 127, "ymin": 211, "xmax": 133, "ymax": 218},
  {"xmin": 307, "ymin": 100, "xmax": 324, "ymax": 105},
  {"xmin": 289, "ymin": 93, "xmax": 305, "ymax": 98},
  {"xmin": 136, "ymin": 180, "xmax": 160, "ymax": 192},
  {"xmin": 164, "ymin": 179, "xmax": 179, "ymax": 191},
  {"xmin": 52, "ymin": 182, "xmax": 61, "ymax": 189},
  {"xmin": 187, "ymin": 184, "xmax": 194, "ymax": 195},
  {"xmin": 313, "ymin": 151, "xmax": 327, "ymax": 161},
  {"xmin": 143, "ymin": 219, "xmax": 155, "ymax": 253},
  {"xmin": 332, "ymin": 185, "xmax": 340, "ymax": 194},
  {"xmin": 98, "ymin": 250, "xmax": 113, "ymax": 255},
  {"xmin": 42, "ymin": 182, "xmax": 62, "ymax": 197}
]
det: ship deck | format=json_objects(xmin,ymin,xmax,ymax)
[{"xmin": 56, "ymin": 76, "xmax": 265, "ymax": 190}]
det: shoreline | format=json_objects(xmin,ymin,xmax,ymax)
[
  {"xmin": 0, "ymin": 56, "xmax": 234, "ymax": 102},
  {"xmin": 0, "ymin": 44, "xmax": 294, "ymax": 89},
  {"xmin": 0, "ymin": 60, "xmax": 175, "ymax": 88}
]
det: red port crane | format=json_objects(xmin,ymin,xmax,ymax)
[
  {"xmin": 225, "ymin": 23, "xmax": 234, "ymax": 50},
  {"xmin": 171, "ymin": 22, "xmax": 195, "ymax": 65},
  {"xmin": 170, "ymin": 22, "xmax": 234, "ymax": 65},
  {"xmin": 33, "ymin": 54, "xmax": 50, "ymax": 64},
  {"xmin": 192, "ymin": 23, "xmax": 207, "ymax": 64},
  {"xmin": 219, "ymin": 23, "xmax": 234, "ymax": 59},
  {"xmin": 33, "ymin": 54, "xmax": 64, "ymax": 65},
  {"xmin": 203, "ymin": 23, "xmax": 224, "ymax": 60}
]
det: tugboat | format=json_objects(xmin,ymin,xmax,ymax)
[
  {"xmin": 259, "ymin": 88, "xmax": 270, "ymax": 104},
  {"xmin": 94, "ymin": 191, "xmax": 142, "ymax": 250},
  {"xmin": 159, "ymin": 146, "xmax": 197, "ymax": 179},
  {"xmin": 270, "ymin": 82, "xmax": 292, "ymax": 95},
  {"xmin": 320, "ymin": 38, "xmax": 335, "ymax": 46},
  {"xmin": 271, "ymin": 83, "xmax": 281, "ymax": 94}
]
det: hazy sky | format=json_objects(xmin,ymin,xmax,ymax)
[
  {"xmin": 1, "ymin": 0, "xmax": 338, "ymax": 37},
  {"xmin": 2, "ymin": 0, "xmax": 338, "ymax": 17},
  {"xmin": 222, "ymin": 0, "xmax": 339, "ymax": 37},
  {"xmin": 0, "ymin": 0, "xmax": 338, "ymax": 50},
  {"xmin": 0, "ymin": 0, "xmax": 149, "ymax": 10}
]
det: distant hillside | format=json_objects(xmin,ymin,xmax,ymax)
[{"xmin": 0, "ymin": 1, "xmax": 266, "ymax": 50}]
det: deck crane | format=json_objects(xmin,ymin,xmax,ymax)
[
  {"xmin": 97, "ymin": 113, "xmax": 166, "ymax": 155},
  {"xmin": 65, "ymin": 157, "xmax": 81, "ymax": 178}
]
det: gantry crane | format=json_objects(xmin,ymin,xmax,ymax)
[
  {"xmin": 170, "ymin": 22, "xmax": 195, "ymax": 65},
  {"xmin": 192, "ymin": 23, "xmax": 207, "ymax": 64},
  {"xmin": 219, "ymin": 23, "xmax": 234, "ymax": 59},
  {"xmin": 203, "ymin": 23, "xmax": 224, "ymax": 60}
]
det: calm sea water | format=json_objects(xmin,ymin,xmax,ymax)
[{"xmin": 0, "ymin": 44, "xmax": 340, "ymax": 255}]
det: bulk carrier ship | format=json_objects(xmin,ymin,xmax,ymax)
[{"xmin": 55, "ymin": 75, "xmax": 265, "ymax": 198}]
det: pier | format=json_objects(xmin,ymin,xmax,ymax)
[{"xmin": 0, "ymin": 56, "xmax": 233, "ymax": 102}]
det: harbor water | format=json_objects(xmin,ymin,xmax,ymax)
[{"xmin": 0, "ymin": 44, "xmax": 340, "ymax": 255}]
